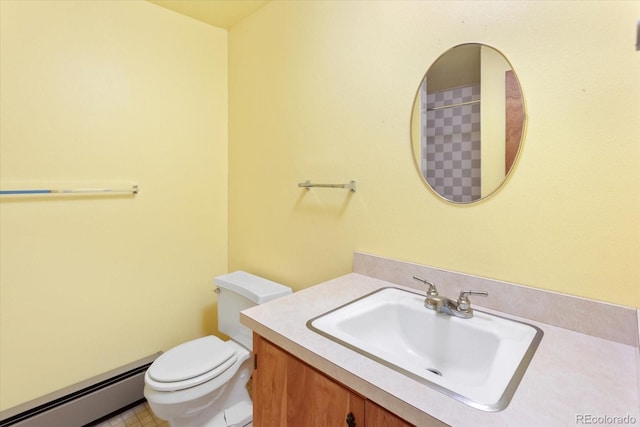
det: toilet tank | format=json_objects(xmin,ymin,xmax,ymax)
[{"xmin": 215, "ymin": 271, "xmax": 292, "ymax": 350}]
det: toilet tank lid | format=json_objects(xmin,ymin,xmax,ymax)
[{"xmin": 214, "ymin": 271, "xmax": 292, "ymax": 304}]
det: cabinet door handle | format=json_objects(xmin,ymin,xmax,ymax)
[{"xmin": 346, "ymin": 412, "xmax": 356, "ymax": 427}]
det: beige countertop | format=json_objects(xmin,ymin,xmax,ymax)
[{"xmin": 241, "ymin": 273, "xmax": 639, "ymax": 427}]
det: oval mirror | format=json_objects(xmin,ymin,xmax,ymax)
[{"xmin": 411, "ymin": 43, "xmax": 526, "ymax": 204}]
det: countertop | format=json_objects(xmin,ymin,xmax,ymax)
[{"xmin": 240, "ymin": 273, "xmax": 639, "ymax": 426}]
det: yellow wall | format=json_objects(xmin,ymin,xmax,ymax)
[
  {"xmin": 228, "ymin": 1, "xmax": 640, "ymax": 306},
  {"xmin": 0, "ymin": 1, "xmax": 228, "ymax": 409}
]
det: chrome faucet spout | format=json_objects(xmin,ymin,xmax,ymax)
[{"xmin": 413, "ymin": 276, "xmax": 488, "ymax": 319}]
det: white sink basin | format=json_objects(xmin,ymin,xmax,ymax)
[{"xmin": 307, "ymin": 287, "xmax": 543, "ymax": 411}]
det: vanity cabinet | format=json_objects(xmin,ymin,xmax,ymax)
[
  {"xmin": 364, "ymin": 401, "xmax": 414, "ymax": 427},
  {"xmin": 252, "ymin": 334, "xmax": 414, "ymax": 427}
]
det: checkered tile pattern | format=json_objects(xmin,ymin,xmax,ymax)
[{"xmin": 421, "ymin": 84, "xmax": 481, "ymax": 203}]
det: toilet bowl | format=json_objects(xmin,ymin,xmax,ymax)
[{"xmin": 144, "ymin": 271, "xmax": 292, "ymax": 427}]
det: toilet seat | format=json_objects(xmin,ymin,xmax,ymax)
[{"xmin": 146, "ymin": 336, "xmax": 238, "ymax": 392}]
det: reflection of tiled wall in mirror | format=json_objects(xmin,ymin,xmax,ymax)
[{"xmin": 422, "ymin": 83, "xmax": 481, "ymax": 203}]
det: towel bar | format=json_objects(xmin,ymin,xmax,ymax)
[{"xmin": 298, "ymin": 180, "xmax": 356, "ymax": 192}]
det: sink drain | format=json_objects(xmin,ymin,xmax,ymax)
[{"xmin": 426, "ymin": 368, "xmax": 443, "ymax": 377}]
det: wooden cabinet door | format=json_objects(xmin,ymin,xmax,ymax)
[
  {"xmin": 365, "ymin": 401, "xmax": 415, "ymax": 427},
  {"xmin": 253, "ymin": 334, "xmax": 365, "ymax": 427},
  {"xmin": 253, "ymin": 334, "xmax": 288, "ymax": 426}
]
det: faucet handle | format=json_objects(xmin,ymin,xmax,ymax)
[
  {"xmin": 457, "ymin": 290, "xmax": 488, "ymax": 312},
  {"xmin": 413, "ymin": 276, "xmax": 438, "ymax": 296}
]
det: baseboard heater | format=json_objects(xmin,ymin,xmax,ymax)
[{"xmin": 0, "ymin": 353, "xmax": 160, "ymax": 427}]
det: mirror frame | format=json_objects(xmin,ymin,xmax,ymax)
[{"xmin": 410, "ymin": 43, "xmax": 527, "ymax": 205}]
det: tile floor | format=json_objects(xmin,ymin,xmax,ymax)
[{"xmin": 89, "ymin": 401, "xmax": 168, "ymax": 427}]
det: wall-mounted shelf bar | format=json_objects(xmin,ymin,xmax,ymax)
[
  {"xmin": 427, "ymin": 99, "xmax": 480, "ymax": 112},
  {"xmin": 298, "ymin": 180, "xmax": 356, "ymax": 192},
  {"xmin": 0, "ymin": 185, "xmax": 139, "ymax": 196}
]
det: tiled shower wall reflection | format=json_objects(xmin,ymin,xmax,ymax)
[{"xmin": 421, "ymin": 82, "xmax": 481, "ymax": 203}]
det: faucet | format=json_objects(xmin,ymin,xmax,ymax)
[{"xmin": 413, "ymin": 276, "xmax": 488, "ymax": 319}]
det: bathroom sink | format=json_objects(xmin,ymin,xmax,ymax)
[{"xmin": 307, "ymin": 287, "xmax": 543, "ymax": 411}]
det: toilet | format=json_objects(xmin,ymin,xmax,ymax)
[{"xmin": 144, "ymin": 271, "xmax": 292, "ymax": 427}]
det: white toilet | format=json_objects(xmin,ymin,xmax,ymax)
[{"xmin": 144, "ymin": 271, "xmax": 292, "ymax": 427}]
